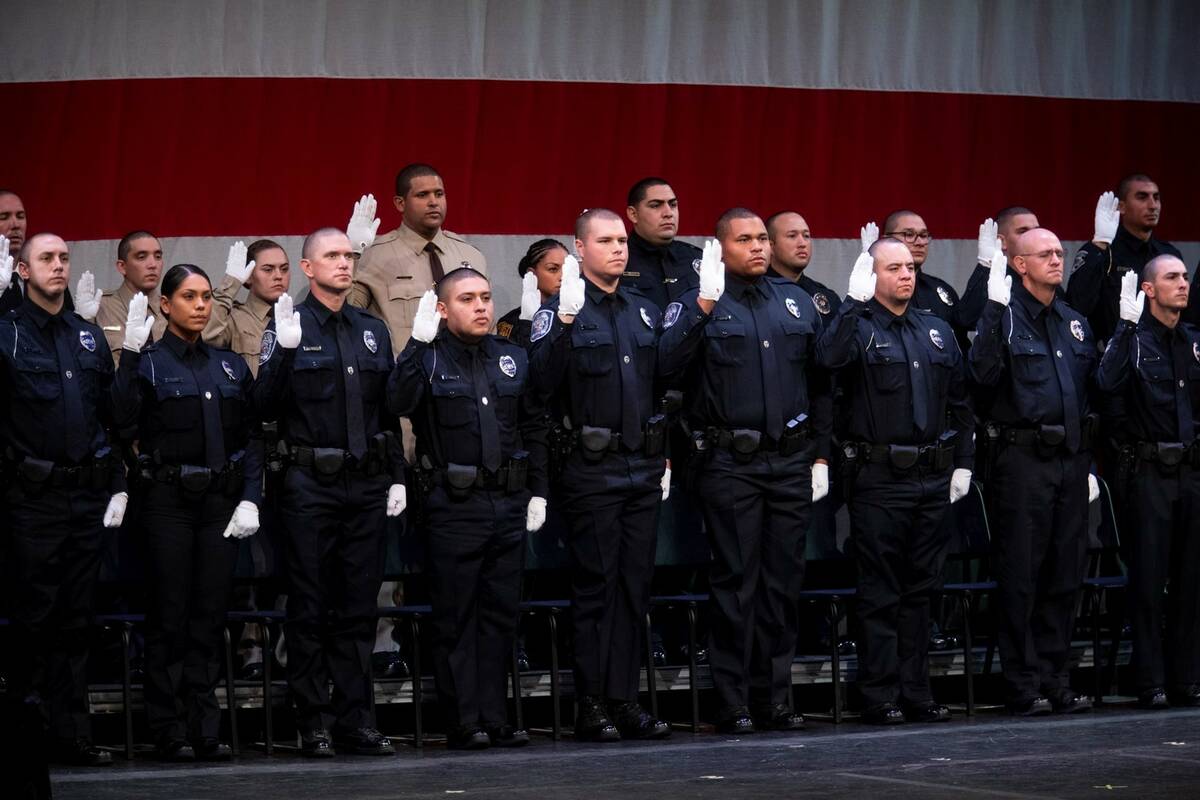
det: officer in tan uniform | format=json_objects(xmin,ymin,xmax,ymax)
[
  {"xmin": 93, "ymin": 230, "xmax": 168, "ymax": 363},
  {"xmin": 204, "ymin": 239, "xmax": 291, "ymax": 377},
  {"xmin": 348, "ymin": 163, "xmax": 487, "ymax": 355}
]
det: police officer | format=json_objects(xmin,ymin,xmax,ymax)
[
  {"xmin": 1067, "ymin": 176, "xmax": 1183, "ymax": 340},
  {"xmin": 621, "ymin": 177, "xmax": 701, "ymax": 308},
  {"xmin": 528, "ymin": 208, "xmax": 670, "ymax": 741},
  {"xmin": 92, "ymin": 230, "xmax": 169, "ymax": 361},
  {"xmin": 496, "ymin": 239, "xmax": 567, "ymax": 346},
  {"xmin": 390, "ymin": 270, "xmax": 549, "ymax": 749},
  {"xmin": 1096, "ymin": 257, "xmax": 1200, "ymax": 709},
  {"xmin": 658, "ymin": 209, "xmax": 832, "ymax": 733},
  {"xmin": 113, "ymin": 264, "xmax": 263, "ymax": 761},
  {"xmin": 0, "ymin": 190, "xmax": 28, "ymax": 313},
  {"xmin": 204, "ymin": 240, "xmax": 290, "ymax": 376},
  {"xmin": 765, "ymin": 210, "xmax": 842, "ymax": 321},
  {"xmin": 960, "ymin": 209, "xmax": 1042, "ymax": 339},
  {"xmin": 253, "ymin": 227, "xmax": 406, "ymax": 757},
  {"xmin": 0, "ymin": 233, "xmax": 128, "ymax": 766},
  {"xmin": 816, "ymin": 237, "xmax": 974, "ymax": 724},
  {"xmin": 970, "ymin": 228, "xmax": 1099, "ymax": 716}
]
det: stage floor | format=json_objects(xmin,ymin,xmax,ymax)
[{"xmin": 52, "ymin": 707, "xmax": 1200, "ymax": 799}]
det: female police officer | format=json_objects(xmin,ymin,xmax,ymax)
[{"xmin": 114, "ymin": 264, "xmax": 263, "ymax": 761}]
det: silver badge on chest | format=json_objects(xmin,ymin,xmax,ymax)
[
  {"xmin": 785, "ymin": 297, "xmax": 801, "ymax": 318},
  {"xmin": 221, "ymin": 360, "xmax": 237, "ymax": 381},
  {"xmin": 1069, "ymin": 319, "xmax": 1085, "ymax": 342},
  {"xmin": 499, "ymin": 354, "xmax": 517, "ymax": 378},
  {"xmin": 363, "ymin": 329, "xmax": 378, "ymax": 353},
  {"xmin": 640, "ymin": 307, "xmax": 654, "ymax": 328},
  {"xmin": 929, "ymin": 328, "xmax": 945, "ymax": 349},
  {"xmin": 78, "ymin": 330, "xmax": 96, "ymax": 352}
]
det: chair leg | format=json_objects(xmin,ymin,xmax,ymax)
[
  {"xmin": 548, "ymin": 610, "xmax": 561, "ymax": 741},
  {"xmin": 960, "ymin": 593, "xmax": 975, "ymax": 716},
  {"xmin": 121, "ymin": 624, "xmax": 133, "ymax": 760},
  {"xmin": 687, "ymin": 603, "xmax": 699, "ymax": 733},
  {"xmin": 511, "ymin": 640, "xmax": 524, "ymax": 731},
  {"xmin": 410, "ymin": 615, "xmax": 423, "ymax": 748},
  {"xmin": 644, "ymin": 612, "xmax": 658, "ymax": 719},
  {"xmin": 223, "ymin": 626, "xmax": 239, "ymax": 756},
  {"xmin": 1104, "ymin": 590, "xmax": 1126, "ymax": 698},
  {"xmin": 262, "ymin": 623, "xmax": 274, "ymax": 756},
  {"xmin": 829, "ymin": 598, "xmax": 843, "ymax": 724},
  {"xmin": 1089, "ymin": 588, "xmax": 1103, "ymax": 704}
]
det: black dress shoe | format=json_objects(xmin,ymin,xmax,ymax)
[
  {"xmin": 753, "ymin": 703, "xmax": 805, "ymax": 731},
  {"xmin": 1139, "ymin": 688, "xmax": 1169, "ymax": 709},
  {"xmin": 575, "ymin": 696, "xmax": 621, "ymax": 742},
  {"xmin": 903, "ymin": 702, "xmax": 951, "ymax": 723},
  {"xmin": 715, "ymin": 707, "xmax": 755, "ymax": 735},
  {"xmin": 1048, "ymin": 690, "xmax": 1092, "ymax": 714},
  {"xmin": 609, "ymin": 701, "xmax": 671, "ymax": 739},
  {"xmin": 192, "ymin": 738, "xmax": 233, "ymax": 761},
  {"xmin": 516, "ymin": 646, "xmax": 532, "ymax": 672},
  {"xmin": 447, "ymin": 727, "xmax": 491, "ymax": 750},
  {"xmin": 1007, "ymin": 696, "xmax": 1052, "ymax": 716},
  {"xmin": 238, "ymin": 661, "xmax": 265, "ymax": 682},
  {"xmin": 861, "ymin": 703, "xmax": 906, "ymax": 725},
  {"xmin": 156, "ymin": 740, "xmax": 196, "ymax": 762},
  {"xmin": 334, "ymin": 727, "xmax": 395, "ymax": 755},
  {"xmin": 54, "ymin": 738, "xmax": 113, "ymax": 766},
  {"xmin": 1169, "ymin": 684, "xmax": 1200, "ymax": 707},
  {"xmin": 371, "ymin": 651, "xmax": 411, "ymax": 679},
  {"xmin": 485, "ymin": 725, "xmax": 530, "ymax": 748},
  {"xmin": 300, "ymin": 729, "xmax": 335, "ymax": 758},
  {"xmin": 651, "ymin": 644, "xmax": 668, "ymax": 668}
]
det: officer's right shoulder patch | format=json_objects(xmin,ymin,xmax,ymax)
[
  {"xmin": 497, "ymin": 321, "xmax": 513, "ymax": 339},
  {"xmin": 662, "ymin": 301, "xmax": 683, "ymax": 329},
  {"xmin": 530, "ymin": 309, "xmax": 554, "ymax": 343},
  {"xmin": 260, "ymin": 330, "xmax": 276, "ymax": 364}
]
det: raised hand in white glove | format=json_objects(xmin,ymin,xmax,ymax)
[
  {"xmin": 412, "ymin": 289, "xmax": 441, "ymax": 343},
  {"xmin": 103, "ymin": 492, "xmax": 129, "ymax": 528},
  {"xmin": 698, "ymin": 239, "xmax": 725, "ymax": 303},
  {"xmin": 519, "ymin": 272, "xmax": 541, "ymax": 321},
  {"xmin": 558, "ymin": 254, "xmax": 586, "ymax": 318},
  {"xmin": 225, "ymin": 240, "xmax": 254, "ymax": 284},
  {"xmin": 273, "ymin": 293, "xmax": 302, "ymax": 349},
  {"xmin": 860, "ymin": 221, "xmax": 879, "ymax": 252},
  {"xmin": 661, "ymin": 463, "xmax": 672, "ymax": 501},
  {"xmin": 386, "ymin": 484, "xmax": 407, "ymax": 517},
  {"xmin": 847, "ymin": 251, "xmax": 877, "ymax": 303},
  {"xmin": 347, "ymin": 193, "xmax": 381, "ymax": 254},
  {"xmin": 950, "ymin": 468, "xmax": 972, "ymax": 504},
  {"xmin": 987, "ymin": 244, "xmax": 1011, "ymax": 306},
  {"xmin": 526, "ymin": 496, "xmax": 547, "ymax": 532},
  {"xmin": 812, "ymin": 462, "xmax": 829, "ymax": 502},
  {"xmin": 122, "ymin": 292, "xmax": 155, "ymax": 352},
  {"xmin": 1119, "ymin": 270, "xmax": 1146, "ymax": 325},
  {"xmin": 0, "ymin": 235, "xmax": 12, "ymax": 288},
  {"xmin": 1088, "ymin": 473, "xmax": 1100, "ymax": 503},
  {"xmin": 74, "ymin": 270, "xmax": 103, "ymax": 320},
  {"xmin": 977, "ymin": 218, "xmax": 998, "ymax": 266},
  {"xmin": 222, "ymin": 500, "xmax": 260, "ymax": 539},
  {"xmin": 1093, "ymin": 191, "xmax": 1119, "ymax": 245}
]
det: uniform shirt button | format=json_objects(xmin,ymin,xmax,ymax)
[
  {"xmin": 482, "ymin": 396, "xmax": 489, "ymax": 406},
  {"xmin": 65, "ymin": 370, "xmax": 73, "ymax": 379},
  {"xmin": 1056, "ymin": 350, "xmax": 1063, "ymax": 358},
  {"xmin": 204, "ymin": 391, "xmax": 212, "ymax": 400},
  {"xmin": 763, "ymin": 340, "xmax": 770, "ymax": 348},
  {"xmin": 1181, "ymin": 379, "xmax": 1186, "ymax": 388},
  {"xmin": 347, "ymin": 366, "xmax": 355, "ymax": 375},
  {"xmin": 623, "ymin": 355, "xmax": 631, "ymax": 364},
  {"xmin": 912, "ymin": 361, "xmax": 920, "ymax": 369}
]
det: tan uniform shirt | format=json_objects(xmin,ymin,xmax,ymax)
[
  {"xmin": 202, "ymin": 274, "xmax": 273, "ymax": 376},
  {"xmin": 96, "ymin": 282, "xmax": 168, "ymax": 366},
  {"xmin": 348, "ymin": 223, "xmax": 487, "ymax": 355}
]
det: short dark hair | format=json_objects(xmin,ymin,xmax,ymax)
[
  {"xmin": 117, "ymin": 230, "xmax": 159, "ymax": 262},
  {"xmin": 301, "ymin": 227, "xmax": 348, "ymax": 260},
  {"xmin": 626, "ymin": 177, "xmax": 671, "ymax": 208},
  {"xmin": 395, "ymin": 163, "xmax": 441, "ymax": 197},
  {"xmin": 435, "ymin": 266, "xmax": 489, "ymax": 300},
  {"xmin": 868, "ymin": 237, "xmax": 909, "ymax": 258},
  {"xmin": 17, "ymin": 232, "xmax": 63, "ymax": 266},
  {"xmin": 1117, "ymin": 173, "xmax": 1156, "ymax": 201},
  {"xmin": 765, "ymin": 210, "xmax": 803, "ymax": 241},
  {"xmin": 883, "ymin": 209, "xmax": 923, "ymax": 233},
  {"xmin": 995, "ymin": 206, "xmax": 1035, "ymax": 229},
  {"xmin": 1143, "ymin": 253, "xmax": 1185, "ymax": 283},
  {"xmin": 517, "ymin": 238, "xmax": 568, "ymax": 277},
  {"xmin": 575, "ymin": 208, "xmax": 623, "ymax": 240},
  {"xmin": 715, "ymin": 207, "xmax": 760, "ymax": 240},
  {"xmin": 160, "ymin": 263, "xmax": 210, "ymax": 298},
  {"xmin": 247, "ymin": 238, "xmax": 286, "ymax": 266}
]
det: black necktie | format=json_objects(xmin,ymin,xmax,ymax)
[
  {"xmin": 52, "ymin": 320, "xmax": 89, "ymax": 462},
  {"xmin": 471, "ymin": 349, "xmax": 502, "ymax": 471},
  {"xmin": 335, "ymin": 316, "xmax": 368, "ymax": 459},
  {"xmin": 610, "ymin": 296, "xmax": 644, "ymax": 449},
  {"xmin": 424, "ymin": 242, "xmax": 445, "ymax": 283},
  {"xmin": 748, "ymin": 285, "xmax": 784, "ymax": 440},
  {"xmin": 1171, "ymin": 330, "xmax": 1195, "ymax": 443},
  {"xmin": 196, "ymin": 350, "xmax": 227, "ymax": 471},
  {"xmin": 900, "ymin": 317, "xmax": 929, "ymax": 433},
  {"xmin": 1046, "ymin": 310, "xmax": 1081, "ymax": 451}
]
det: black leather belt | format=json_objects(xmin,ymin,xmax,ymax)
[
  {"xmin": 857, "ymin": 442, "xmax": 954, "ymax": 471},
  {"xmin": 1133, "ymin": 441, "xmax": 1197, "ymax": 468}
]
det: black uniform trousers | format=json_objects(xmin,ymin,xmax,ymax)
[
  {"xmin": 697, "ymin": 447, "xmax": 813, "ymax": 715},
  {"xmin": 2, "ymin": 484, "xmax": 106, "ymax": 743},
  {"xmin": 847, "ymin": 461, "xmax": 952, "ymax": 709},
  {"xmin": 280, "ymin": 465, "xmax": 390, "ymax": 734},
  {"xmin": 1122, "ymin": 461, "xmax": 1200, "ymax": 692},
  {"xmin": 424, "ymin": 486, "xmax": 527, "ymax": 731},
  {"xmin": 989, "ymin": 445, "xmax": 1090, "ymax": 703},
  {"xmin": 140, "ymin": 481, "xmax": 239, "ymax": 744},
  {"xmin": 558, "ymin": 450, "xmax": 665, "ymax": 703}
]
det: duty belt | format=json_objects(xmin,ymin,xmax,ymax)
[
  {"xmin": 11, "ymin": 455, "xmax": 116, "ymax": 489},
  {"xmin": 1133, "ymin": 440, "xmax": 1199, "ymax": 468},
  {"xmin": 142, "ymin": 461, "xmax": 244, "ymax": 494},
  {"xmin": 289, "ymin": 445, "xmax": 381, "ymax": 476},
  {"xmin": 856, "ymin": 442, "xmax": 954, "ymax": 471}
]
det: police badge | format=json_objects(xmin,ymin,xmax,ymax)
[
  {"xmin": 640, "ymin": 307, "xmax": 654, "ymax": 328},
  {"xmin": 222, "ymin": 360, "xmax": 237, "ymax": 381},
  {"xmin": 530, "ymin": 308, "xmax": 553, "ymax": 342},
  {"xmin": 498, "ymin": 354, "xmax": 517, "ymax": 378},
  {"xmin": 929, "ymin": 328, "xmax": 945, "ymax": 349},
  {"xmin": 78, "ymin": 330, "xmax": 96, "ymax": 352},
  {"xmin": 812, "ymin": 293, "xmax": 831, "ymax": 315},
  {"xmin": 1069, "ymin": 319, "xmax": 1085, "ymax": 342},
  {"xmin": 785, "ymin": 297, "xmax": 801, "ymax": 319},
  {"xmin": 363, "ymin": 330, "xmax": 378, "ymax": 353},
  {"xmin": 662, "ymin": 301, "xmax": 683, "ymax": 329},
  {"xmin": 259, "ymin": 330, "xmax": 276, "ymax": 364},
  {"xmin": 936, "ymin": 286, "xmax": 954, "ymax": 306}
]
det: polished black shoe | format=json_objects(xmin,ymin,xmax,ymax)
[
  {"xmin": 193, "ymin": 738, "xmax": 233, "ymax": 761},
  {"xmin": 1139, "ymin": 688, "xmax": 1169, "ymax": 709},
  {"xmin": 53, "ymin": 738, "xmax": 113, "ymax": 766},
  {"xmin": 156, "ymin": 739, "xmax": 196, "ymax": 762},
  {"xmin": 371, "ymin": 651, "xmax": 411, "ymax": 679},
  {"xmin": 861, "ymin": 703, "xmax": 906, "ymax": 725},
  {"xmin": 903, "ymin": 701, "xmax": 951, "ymax": 723},
  {"xmin": 753, "ymin": 704, "xmax": 805, "ymax": 732},
  {"xmin": 1048, "ymin": 690, "xmax": 1092, "ymax": 714},
  {"xmin": 334, "ymin": 727, "xmax": 395, "ymax": 755},
  {"xmin": 238, "ymin": 660, "xmax": 265, "ymax": 682},
  {"xmin": 837, "ymin": 638, "xmax": 858, "ymax": 656},
  {"xmin": 448, "ymin": 727, "xmax": 491, "ymax": 750},
  {"xmin": 609, "ymin": 701, "xmax": 671, "ymax": 740},
  {"xmin": 1007, "ymin": 696, "xmax": 1052, "ymax": 716},
  {"xmin": 1169, "ymin": 684, "xmax": 1200, "ymax": 707},
  {"xmin": 715, "ymin": 706, "xmax": 755, "ymax": 735},
  {"xmin": 300, "ymin": 729, "xmax": 335, "ymax": 758},
  {"xmin": 486, "ymin": 725, "xmax": 531, "ymax": 748},
  {"xmin": 651, "ymin": 644, "xmax": 668, "ymax": 668},
  {"xmin": 575, "ymin": 696, "xmax": 621, "ymax": 742},
  {"xmin": 516, "ymin": 646, "xmax": 532, "ymax": 672}
]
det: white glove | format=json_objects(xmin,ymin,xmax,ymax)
[
  {"xmin": 977, "ymin": 218, "xmax": 998, "ymax": 266},
  {"xmin": 987, "ymin": 244, "xmax": 1011, "ymax": 306},
  {"xmin": 1092, "ymin": 191, "xmax": 1119, "ymax": 245},
  {"xmin": 660, "ymin": 464, "xmax": 672, "ymax": 501},
  {"xmin": 386, "ymin": 484, "xmax": 407, "ymax": 517},
  {"xmin": 950, "ymin": 468, "xmax": 972, "ymax": 504},
  {"xmin": 412, "ymin": 289, "xmax": 441, "ymax": 343},
  {"xmin": 519, "ymin": 272, "xmax": 541, "ymax": 321},
  {"xmin": 273, "ymin": 293, "xmax": 302, "ymax": 349},
  {"xmin": 222, "ymin": 500, "xmax": 260, "ymax": 539},
  {"xmin": 103, "ymin": 492, "xmax": 128, "ymax": 528},
  {"xmin": 225, "ymin": 240, "xmax": 255, "ymax": 284},
  {"xmin": 347, "ymin": 193, "xmax": 381, "ymax": 254},
  {"xmin": 859, "ymin": 221, "xmax": 878, "ymax": 252},
  {"xmin": 1119, "ymin": 270, "xmax": 1145, "ymax": 325},
  {"xmin": 698, "ymin": 239, "xmax": 725, "ymax": 302},
  {"xmin": 0, "ymin": 235, "xmax": 11, "ymax": 287},
  {"xmin": 122, "ymin": 292, "xmax": 155, "ymax": 352},
  {"xmin": 847, "ymin": 251, "xmax": 876, "ymax": 302},
  {"xmin": 526, "ymin": 496, "xmax": 547, "ymax": 532},
  {"xmin": 812, "ymin": 462, "xmax": 829, "ymax": 502},
  {"xmin": 1088, "ymin": 474, "xmax": 1100, "ymax": 504},
  {"xmin": 74, "ymin": 270, "xmax": 103, "ymax": 320},
  {"xmin": 558, "ymin": 254, "xmax": 585, "ymax": 317}
]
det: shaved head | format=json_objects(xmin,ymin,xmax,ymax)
[
  {"xmin": 301, "ymin": 227, "xmax": 348, "ymax": 260},
  {"xmin": 1143, "ymin": 254, "xmax": 1185, "ymax": 283},
  {"xmin": 575, "ymin": 208, "xmax": 623, "ymax": 241},
  {"xmin": 436, "ymin": 266, "xmax": 489, "ymax": 300}
]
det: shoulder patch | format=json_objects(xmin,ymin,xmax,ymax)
[
  {"xmin": 936, "ymin": 286, "xmax": 954, "ymax": 307},
  {"xmin": 692, "ymin": 258, "xmax": 702, "ymax": 275},
  {"xmin": 497, "ymin": 321, "xmax": 513, "ymax": 339},
  {"xmin": 259, "ymin": 330, "xmax": 277, "ymax": 364},
  {"xmin": 1072, "ymin": 250, "xmax": 1087, "ymax": 271},
  {"xmin": 1194, "ymin": 341, "xmax": 1199, "ymax": 363},
  {"xmin": 662, "ymin": 301, "xmax": 683, "ymax": 329},
  {"xmin": 530, "ymin": 308, "xmax": 554, "ymax": 343},
  {"xmin": 812, "ymin": 292, "xmax": 831, "ymax": 315}
]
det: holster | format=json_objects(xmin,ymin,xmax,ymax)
[
  {"xmin": 887, "ymin": 445, "xmax": 920, "ymax": 471},
  {"xmin": 16, "ymin": 457, "xmax": 54, "ymax": 492},
  {"xmin": 1036, "ymin": 424, "xmax": 1066, "ymax": 459},
  {"xmin": 579, "ymin": 425, "xmax": 613, "ymax": 464},
  {"xmin": 1156, "ymin": 442, "xmax": 1186, "ymax": 467},
  {"xmin": 445, "ymin": 463, "xmax": 478, "ymax": 501},
  {"xmin": 262, "ymin": 421, "xmax": 285, "ymax": 474},
  {"xmin": 730, "ymin": 429, "xmax": 761, "ymax": 464},
  {"xmin": 506, "ymin": 451, "xmax": 529, "ymax": 492},
  {"xmin": 178, "ymin": 465, "xmax": 213, "ymax": 494},
  {"xmin": 778, "ymin": 414, "xmax": 811, "ymax": 457},
  {"xmin": 643, "ymin": 414, "xmax": 666, "ymax": 459},
  {"xmin": 313, "ymin": 448, "xmax": 346, "ymax": 484}
]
